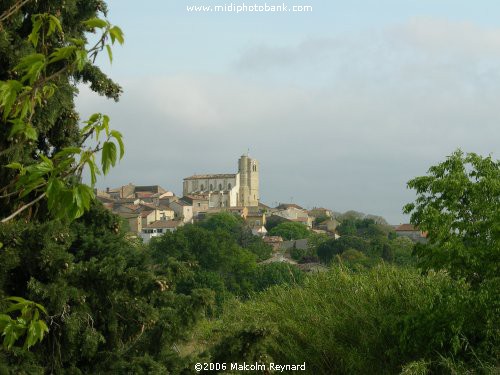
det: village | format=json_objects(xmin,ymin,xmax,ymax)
[{"xmin": 95, "ymin": 155, "xmax": 426, "ymax": 258}]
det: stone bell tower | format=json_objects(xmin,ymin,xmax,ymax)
[{"xmin": 238, "ymin": 154, "xmax": 259, "ymax": 207}]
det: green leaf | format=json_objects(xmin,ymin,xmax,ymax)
[
  {"xmin": 5, "ymin": 297, "xmax": 28, "ymax": 304},
  {"xmin": 8, "ymin": 118, "xmax": 25, "ymax": 137},
  {"xmin": 77, "ymin": 184, "xmax": 94, "ymax": 211},
  {"xmin": 106, "ymin": 44, "xmax": 113, "ymax": 64},
  {"xmin": 0, "ymin": 80, "xmax": 23, "ymax": 120},
  {"xmin": 5, "ymin": 162, "xmax": 23, "ymax": 171},
  {"xmin": 82, "ymin": 18, "xmax": 108, "ymax": 29},
  {"xmin": 54, "ymin": 147, "xmax": 81, "ymax": 159},
  {"xmin": 102, "ymin": 114, "xmax": 110, "ymax": 136},
  {"xmin": 25, "ymin": 320, "xmax": 38, "ymax": 349},
  {"xmin": 15, "ymin": 54, "xmax": 46, "ymax": 85},
  {"xmin": 74, "ymin": 49, "xmax": 87, "ymax": 71},
  {"xmin": 110, "ymin": 130, "xmax": 125, "ymax": 159},
  {"xmin": 49, "ymin": 46, "xmax": 77, "ymax": 64},
  {"xmin": 24, "ymin": 124, "xmax": 38, "ymax": 140},
  {"xmin": 85, "ymin": 155, "xmax": 101, "ymax": 186},
  {"xmin": 101, "ymin": 141, "xmax": 117, "ymax": 175},
  {"xmin": 109, "ymin": 26, "xmax": 124, "ymax": 45},
  {"xmin": 5, "ymin": 303, "xmax": 26, "ymax": 314},
  {"xmin": 28, "ymin": 15, "xmax": 43, "ymax": 48},
  {"xmin": 47, "ymin": 15, "xmax": 63, "ymax": 36}
]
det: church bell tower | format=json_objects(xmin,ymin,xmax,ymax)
[{"xmin": 238, "ymin": 154, "xmax": 259, "ymax": 207}]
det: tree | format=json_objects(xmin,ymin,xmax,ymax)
[
  {"xmin": 268, "ymin": 221, "xmax": 310, "ymax": 240},
  {"xmin": 264, "ymin": 214, "xmax": 288, "ymax": 231},
  {"xmin": 403, "ymin": 150, "xmax": 499, "ymax": 285},
  {"xmin": 199, "ymin": 212, "xmax": 272, "ymax": 261},
  {"xmin": 0, "ymin": 0, "xmax": 125, "ymax": 351},
  {"xmin": 317, "ymin": 236, "xmax": 369, "ymax": 264},
  {"xmin": 0, "ymin": 0, "xmax": 124, "ymax": 224},
  {"xmin": 0, "ymin": 203, "xmax": 214, "ymax": 372}
]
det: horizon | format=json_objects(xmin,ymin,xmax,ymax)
[{"xmin": 76, "ymin": 0, "xmax": 500, "ymax": 224}]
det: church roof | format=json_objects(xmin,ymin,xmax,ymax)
[{"xmin": 184, "ymin": 173, "xmax": 236, "ymax": 180}]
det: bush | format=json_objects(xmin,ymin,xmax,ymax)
[
  {"xmin": 268, "ymin": 222, "xmax": 310, "ymax": 240},
  {"xmin": 205, "ymin": 265, "xmax": 497, "ymax": 374}
]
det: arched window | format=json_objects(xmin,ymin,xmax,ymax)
[
  {"xmin": 228, "ymin": 183, "xmax": 232, "ymax": 190},
  {"xmin": 219, "ymin": 183, "xmax": 223, "ymax": 190},
  {"xmin": 210, "ymin": 184, "xmax": 213, "ymax": 191},
  {"xmin": 200, "ymin": 184, "xmax": 204, "ymax": 191}
]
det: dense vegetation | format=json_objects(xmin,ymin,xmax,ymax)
[
  {"xmin": 201, "ymin": 151, "xmax": 499, "ymax": 374},
  {"xmin": 205, "ymin": 266, "xmax": 495, "ymax": 374},
  {"xmin": 0, "ymin": 1, "xmax": 498, "ymax": 374}
]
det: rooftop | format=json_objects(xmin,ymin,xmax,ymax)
[
  {"xmin": 395, "ymin": 224, "xmax": 419, "ymax": 232},
  {"xmin": 145, "ymin": 220, "xmax": 182, "ymax": 229},
  {"xmin": 184, "ymin": 173, "xmax": 237, "ymax": 180},
  {"xmin": 276, "ymin": 203, "xmax": 304, "ymax": 210}
]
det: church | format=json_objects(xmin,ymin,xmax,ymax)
[{"xmin": 183, "ymin": 155, "xmax": 260, "ymax": 208}]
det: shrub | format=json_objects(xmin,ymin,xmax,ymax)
[{"xmin": 206, "ymin": 265, "xmax": 497, "ymax": 374}]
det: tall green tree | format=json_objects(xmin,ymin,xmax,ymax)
[
  {"xmin": 0, "ymin": 0, "xmax": 124, "ymax": 224},
  {"xmin": 404, "ymin": 150, "xmax": 500, "ymax": 285},
  {"xmin": 268, "ymin": 221, "xmax": 310, "ymax": 240},
  {"xmin": 0, "ymin": 0, "xmax": 126, "ymax": 351}
]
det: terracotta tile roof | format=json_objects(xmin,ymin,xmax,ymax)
[
  {"xmin": 135, "ymin": 185, "xmax": 166, "ymax": 193},
  {"xmin": 184, "ymin": 174, "xmax": 236, "ymax": 180},
  {"xmin": 96, "ymin": 195, "xmax": 115, "ymax": 203},
  {"xmin": 139, "ymin": 202, "xmax": 157, "ymax": 209},
  {"xmin": 172, "ymin": 199, "xmax": 192, "ymax": 207},
  {"xmin": 140, "ymin": 210, "xmax": 154, "ymax": 218},
  {"xmin": 145, "ymin": 220, "xmax": 182, "ymax": 229},
  {"xmin": 185, "ymin": 194, "xmax": 209, "ymax": 201},
  {"xmin": 291, "ymin": 217, "xmax": 309, "ymax": 222},
  {"xmin": 135, "ymin": 192, "xmax": 153, "ymax": 198},
  {"xmin": 157, "ymin": 204, "xmax": 173, "ymax": 211},
  {"xmin": 122, "ymin": 204, "xmax": 141, "ymax": 211},
  {"xmin": 116, "ymin": 212, "xmax": 141, "ymax": 219},
  {"xmin": 277, "ymin": 203, "xmax": 304, "ymax": 210},
  {"xmin": 395, "ymin": 224, "xmax": 419, "ymax": 231}
]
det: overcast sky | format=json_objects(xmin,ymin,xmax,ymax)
[{"xmin": 75, "ymin": 0, "xmax": 500, "ymax": 224}]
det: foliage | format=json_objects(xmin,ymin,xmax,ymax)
[
  {"xmin": 252, "ymin": 263, "xmax": 304, "ymax": 292},
  {"xmin": 0, "ymin": 297, "xmax": 48, "ymax": 350},
  {"xmin": 268, "ymin": 221, "xmax": 310, "ymax": 240},
  {"xmin": 148, "ymin": 217, "xmax": 301, "ymax": 313},
  {"xmin": 199, "ymin": 211, "xmax": 242, "ymax": 233},
  {"xmin": 317, "ymin": 235, "xmax": 369, "ymax": 264},
  {"xmin": 205, "ymin": 265, "xmax": 498, "ymax": 374},
  {"xmin": 0, "ymin": 203, "xmax": 214, "ymax": 372},
  {"xmin": 0, "ymin": 1, "xmax": 125, "ymax": 224},
  {"xmin": 313, "ymin": 215, "xmax": 329, "ymax": 226},
  {"xmin": 404, "ymin": 150, "xmax": 500, "ymax": 285},
  {"xmin": 200, "ymin": 212, "xmax": 272, "ymax": 261},
  {"xmin": 149, "ymin": 224, "xmax": 258, "ymax": 298},
  {"xmin": 263, "ymin": 214, "xmax": 288, "ymax": 232},
  {"xmin": 337, "ymin": 217, "xmax": 393, "ymax": 240},
  {"xmin": 0, "ymin": 0, "xmax": 126, "ymax": 353}
]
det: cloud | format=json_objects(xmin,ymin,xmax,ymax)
[
  {"xmin": 75, "ymin": 17, "xmax": 500, "ymax": 223},
  {"xmin": 392, "ymin": 17, "xmax": 500, "ymax": 59}
]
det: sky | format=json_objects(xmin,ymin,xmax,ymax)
[{"xmin": 75, "ymin": 0, "xmax": 500, "ymax": 224}]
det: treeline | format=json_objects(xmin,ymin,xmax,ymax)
[{"xmin": 0, "ymin": 208, "xmax": 303, "ymax": 373}]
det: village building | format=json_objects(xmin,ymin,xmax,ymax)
[
  {"xmin": 263, "ymin": 236, "xmax": 283, "ymax": 251},
  {"xmin": 272, "ymin": 203, "xmax": 314, "ymax": 228},
  {"xmin": 394, "ymin": 224, "xmax": 427, "ymax": 243},
  {"xmin": 309, "ymin": 207, "xmax": 333, "ymax": 219},
  {"xmin": 170, "ymin": 199, "xmax": 194, "ymax": 223},
  {"xmin": 140, "ymin": 220, "xmax": 183, "ymax": 243},
  {"xmin": 183, "ymin": 155, "xmax": 259, "ymax": 209}
]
